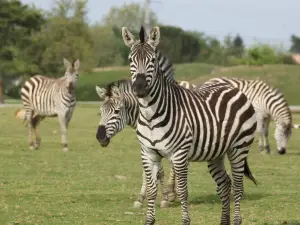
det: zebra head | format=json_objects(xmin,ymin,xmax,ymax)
[
  {"xmin": 63, "ymin": 58, "xmax": 80, "ymax": 93},
  {"xmin": 122, "ymin": 26, "xmax": 160, "ymax": 98},
  {"xmin": 95, "ymin": 85, "xmax": 126, "ymax": 147},
  {"xmin": 275, "ymin": 123, "xmax": 292, "ymax": 155}
]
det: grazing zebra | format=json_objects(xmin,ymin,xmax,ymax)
[
  {"xmin": 120, "ymin": 26, "xmax": 258, "ymax": 225},
  {"xmin": 204, "ymin": 77, "xmax": 300, "ymax": 155},
  {"xmin": 19, "ymin": 58, "xmax": 80, "ymax": 152},
  {"xmin": 95, "ymin": 80, "xmax": 197, "ymax": 208}
]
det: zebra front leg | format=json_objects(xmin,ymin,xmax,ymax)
[
  {"xmin": 263, "ymin": 117, "xmax": 271, "ymax": 153},
  {"xmin": 167, "ymin": 166, "xmax": 177, "ymax": 202},
  {"xmin": 172, "ymin": 153, "xmax": 190, "ymax": 225},
  {"xmin": 141, "ymin": 147, "xmax": 162, "ymax": 225},
  {"xmin": 157, "ymin": 163, "xmax": 169, "ymax": 208},
  {"xmin": 133, "ymin": 171, "xmax": 147, "ymax": 208},
  {"xmin": 58, "ymin": 115, "xmax": 68, "ymax": 152},
  {"xmin": 256, "ymin": 116, "xmax": 264, "ymax": 153},
  {"xmin": 208, "ymin": 157, "xmax": 231, "ymax": 225},
  {"xmin": 32, "ymin": 116, "xmax": 43, "ymax": 149}
]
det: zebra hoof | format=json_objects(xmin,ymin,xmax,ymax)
[
  {"xmin": 62, "ymin": 147, "xmax": 68, "ymax": 152},
  {"xmin": 168, "ymin": 192, "xmax": 177, "ymax": 202},
  {"xmin": 29, "ymin": 145, "xmax": 35, "ymax": 150},
  {"xmin": 160, "ymin": 200, "xmax": 169, "ymax": 208},
  {"xmin": 133, "ymin": 201, "xmax": 143, "ymax": 208}
]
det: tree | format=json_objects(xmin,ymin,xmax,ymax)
[
  {"xmin": 33, "ymin": 0, "xmax": 96, "ymax": 76},
  {"xmin": 102, "ymin": 3, "xmax": 158, "ymax": 31},
  {"xmin": 290, "ymin": 34, "xmax": 300, "ymax": 53},
  {"xmin": 233, "ymin": 34, "xmax": 245, "ymax": 58}
]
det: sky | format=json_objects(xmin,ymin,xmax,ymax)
[{"xmin": 21, "ymin": 0, "xmax": 300, "ymax": 48}]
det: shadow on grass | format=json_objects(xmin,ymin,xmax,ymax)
[
  {"xmin": 263, "ymin": 221, "xmax": 300, "ymax": 225},
  {"xmin": 168, "ymin": 192, "xmax": 267, "ymax": 207}
]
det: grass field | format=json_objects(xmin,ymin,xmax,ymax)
[{"xmin": 1, "ymin": 104, "xmax": 300, "ymax": 225}]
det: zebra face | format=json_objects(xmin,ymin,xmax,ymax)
[
  {"xmin": 63, "ymin": 58, "xmax": 80, "ymax": 92},
  {"xmin": 122, "ymin": 26, "xmax": 160, "ymax": 98},
  {"xmin": 95, "ymin": 86, "xmax": 126, "ymax": 147},
  {"xmin": 275, "ymin": 124, "xmax": 292, "ymax": 155}
]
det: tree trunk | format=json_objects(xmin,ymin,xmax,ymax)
[{"xmin": 0, "ymin": 80, "xmax": 4, "ymax": 104}]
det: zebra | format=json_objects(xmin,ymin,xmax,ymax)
[
  {"xmin": 120, "ymin": 26, "xmax": 258, "ymax": 225},
  {"xmin": 95, "ymin": 80, "xmax": 197, "ymax": 208},
  {"xmin": 18, "ymin": 58, "xmax": 80, "ymax": 152},
  {"xmin": 204, "ymin": 77, "xmax": 300, "ymax": 155}
]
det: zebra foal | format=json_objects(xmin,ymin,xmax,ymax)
[
  {"xmin": 121, "ymin": 26, "xmax": 258, "ymax": 225},
  {"xmin": 205, "ymin": 77, "xmax": 300, "ymax": 155},
  {"xmin": 18, "ymin": 58, "xmax": 80, "ymax": 152},
  {"xmin": 95, "ymin": 80, "xmax": 197, "ymax": 208}
]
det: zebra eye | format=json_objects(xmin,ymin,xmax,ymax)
[
  {"xmin": 129, "ymin": 58, "xmax": 133, "ymax": 63},
  {"xmin": 151, "ymin": 58, "xmax": 155, "ymax": 63},
  {"xmin": 114, "ymin": 109, "xmax": 120, "ymax": 114}
]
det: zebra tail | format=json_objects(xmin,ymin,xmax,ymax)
[
  {"xmin": 244, "ymin": 159, "xmax": 258, "ymax": 186},
  {"xmin": 293, "ymin": 124, "xmax": 300, "ymax": 129},
  {"xmin": 14, "ymin": 108, "xmax": 28, "ymax": 127}
]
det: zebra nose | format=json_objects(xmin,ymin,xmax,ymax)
[
  {"xmin": 96, "ymin": 125, "xmax": 106, "ymax": 141},
  {"xmin": 278, "ymin": 148, "xmax": 286, "ymax": 155},
  {"xmin": 134, "ymin": 74, "xmax": 147, "ymax": 90}
]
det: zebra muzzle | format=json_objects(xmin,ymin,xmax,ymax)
[
  {"xmin": 133, "ymin": 74, "xmax": 148, "ymax": 98},
  {"xmin": 96, "ymin": 125, "xmax": 110, "ymax": 147}
]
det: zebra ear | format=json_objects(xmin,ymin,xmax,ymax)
[
  {"xmin": 148, "ymin": 26, "xmax": 160, "ymax": 47},
  {"xmin": 73, "ymin": 59, "xmax": 80, "ymax": 70},
  {"xmin": 122, "ymin": 27, "xmax": 135, "ymax": 47},
  {"xmin": 63, "ymin": 58, "xmax": 71, "ymax": 68},
  {"xmin": 95, "ymin": 86, "xmax": 107, "ymax": 99}
]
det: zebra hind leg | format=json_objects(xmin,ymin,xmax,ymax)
[
  {"xmin": 207, "ymin": 157, "xmax": 231, "ymax": 225},
  {"xmin": 26, "ymin": 110, "xmax": 35, "ymax": 150},
  {"xmin": 227, "ymin": 147, "xmax": 251, "ymax": 225},
  {"xmin": 166, "ymin": 166, "xmax": 177, "ymax": 202},
  {"xmin": 157, "ymin": 163, "xmax": 169, "ymax": 208},
  {"xmin": 32, "ymin": 115, "xmax": 44, "ymax": 149},
  {"xmin": 256, "ymin": 116, "xmax": 264, "ymax": 153},
  {"xmin": 133, "ymin": 171, "xmax": 147, "ymax": 208}
]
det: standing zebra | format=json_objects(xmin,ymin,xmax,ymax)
[
  {"xmin": 95, "ymin": 79, "xmax": 197, "ymax": 208},
  {"xmin": 204, "ymin": 77, "xmax": 299, "ymax": 155},
  {"xmin": 19, "ymin": 58, "xmax": 80, "ymax": 152},
  {"xmin": 120, "ymin": 26, "xmax": 257, "ymax": 225}
]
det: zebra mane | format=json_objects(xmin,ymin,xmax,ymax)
[
  {"xmin": 104, "ymin": 79, "xmax": 134, "ymax": 97},
  {"xmin": 139, "ymin": 26, "xmax": 145, "ymax": 43},
  {"xmin": 155, "ymin": 50, "xmax": 176, "ymax": 83}
]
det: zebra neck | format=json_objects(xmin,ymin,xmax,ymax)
[{"xmin": 124, "ymin": 94, "xmax": 139, "ymax": 128}]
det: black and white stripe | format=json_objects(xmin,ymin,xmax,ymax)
[
  {"xmin": 20, "ymin": 58, "xmax": 79, "ymax": 151},
  {"xmin": 95, "ymin": 79, "xmax": 197, "ymax": 208},
  {"xmin": 205, "ymin": 77, "xmax": 297, "ymax": 155},
  {"xmin": 121, "ymin": 26, "xmax": 258, "ymax": 225}
]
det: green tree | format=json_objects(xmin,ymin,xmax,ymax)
[
  {"xmin": 102, "ymin": 3, "xmax": 158, "ymax": 31},
  {"xmin": 0, "ymin": 0, "xmax": 45, "ymax": 77},
  {"xmin": 233, "ymin": 34, "xmax": 245, "ymax": 58},
  {"xmin": 34, "ymin": 0, "xmax": 96, "ymax": 76},
  {"xmin": 290, "ymin": 34, "xmax": 300, "ymax": 53}
]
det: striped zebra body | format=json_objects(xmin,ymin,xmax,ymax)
[
  {"xmin": 19, "ymin": 59, "xmax": 80, "ymax": 151},
  {"xmin": 121, "ymin": 26, "xmax": 257, "ymax": 225},
  {"xmin": 95, "ymin": 79, "xmax": 197, "ymax": 208},
  {"xmin": 205, "ymin": 77, "xmax": 294, "ymax": 155}
]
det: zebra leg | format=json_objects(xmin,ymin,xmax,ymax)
[
  {"xmin": 263, "ymin": 117, "xmax": 271, "ymax": 153},
  {"xmin": 256, "ymin": 115, "xmax": 264, "ymax": 153},
  {"xmin": 58, "ymin": 114, "xmax": 68, "ymax": 152},
  {"xmin": 208, "ymin": 157, "xmax": 231, "ymax": 225},
  {"xmin": 157, "ymin": 163, "xmax": 169, "ymax": 208},
  {"xmin": 141, "ymin": 147, "xmax": 162, "ymax": 225},
  {"xmin": 26, "ymin": 110, "xmax": 34, "ymax": 150},
  {"xmin": 172, "ymin": 154, "xmax": 190, "ymax": 225},
  {"xmin": 227, "ymin": 149, "xmax": 248, "ymax": 225},
  {"xmin": 133, "ymin": 171, "xmax": 147, "ymax": 208},
  {"xmin": 32, "ymin": 116, "xmax": 43, "ymax": 149},
  {"xmin": 167, "ymin": 166, "xmax": 177, "ymax": 202}
]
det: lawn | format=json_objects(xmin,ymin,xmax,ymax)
[{"xmin": 1, "ymin": 104, "xmax": 300, "ymax": 225}]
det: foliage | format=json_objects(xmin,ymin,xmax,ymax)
[{"xmin": 290, "ymin": 34, "xmax": 300, "ymax": 53}]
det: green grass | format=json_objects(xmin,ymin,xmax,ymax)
[{"xmin": 1, "ymin": 105, "xmax": 300, "ymax": 225}]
